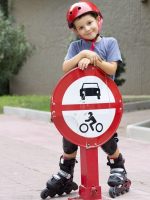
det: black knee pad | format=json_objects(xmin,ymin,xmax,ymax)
[
  {"xmin": 101, "ymin": 133, "xmax": 118, "ymax": 155},
  {"xmin": 63, "ymin": 137, "xmax": 78, "ymax": 154}
]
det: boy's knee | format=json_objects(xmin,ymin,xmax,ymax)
[
  {"xmin": 63, "ymin": 137, "xmax": 78, "ymax": 154},
  {"xmin": 101, "ymin": 133, "xmax": 118, "ymax": 155}
]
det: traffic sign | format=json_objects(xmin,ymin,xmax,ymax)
[{"xmin": 51, "ymin": 65, "xmax": 123, "ymax": 147}]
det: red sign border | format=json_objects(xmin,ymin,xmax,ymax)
[{"xmin": 51, "ymin": 66, "xmax": 123, "ymax": 147}]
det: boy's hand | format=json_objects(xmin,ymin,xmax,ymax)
[
  {"xmin": 82, "ymin": 50, "xmax": 102, "ymax": 66},
  {"xmin": 78, "ymin": 58, "xmax": 90, "ymax": 70}
]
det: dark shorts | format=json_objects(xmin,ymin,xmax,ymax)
[{"xmin": 63, "ymin": 133, "xmax": 118, "ymax": 155}]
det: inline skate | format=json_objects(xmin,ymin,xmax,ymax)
[
  {"xmin": 40, "ymin": 156, "xmax": 78, "ymax": 199},
  {"xmin": 107, "ymin": 154, "xmax": 131, "ymax": 198}
]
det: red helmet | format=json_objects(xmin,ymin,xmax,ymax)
[{"xmin": 67, "ymin": 1, "xmax": 103, "ymax": 29}]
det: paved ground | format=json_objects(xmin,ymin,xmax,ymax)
[{"xmin": 0, "ymin": 109, "xmax": 150, "ymax": 200}]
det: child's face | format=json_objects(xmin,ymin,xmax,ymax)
[{"xmin": 74, "ymin": 14, "xmax": 99, "ymax": 40}]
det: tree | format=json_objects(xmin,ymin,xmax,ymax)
[
  {"xmin": 0, "ymin": 10, "xmax": 33, "ymax": 95},
  {"xmin": 114, "ymin": 54, "xmax": 126, "ymax": 86},
  {"xmin": 0, "ymin": 0, "xmax": 8, "ymax": 17}
]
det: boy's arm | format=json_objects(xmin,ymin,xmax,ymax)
[
  {"xmin": 62, "ymin": 49, "xmax": 115, "ymax": 74},
  {"xmin": 96, "ymin": 60, "xmax": 117, "ymax": 75},
  {"xmin": 62, "ymin": 49, "xmax": 102, "ymax": 73},
  {"xmin": 80, "ymin": 50, "xmax": 118, "ymax": 75},
  {"xmin": 62, "ymin": 51, "xmax": 85, "ymax": 73}
]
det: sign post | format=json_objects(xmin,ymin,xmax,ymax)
[
  {"xmin": 78, "ymin": 147, "xmax": 101, "ymax": 200},
  {"xmin": 51, "ymin": 66, "xmax": 123, "ymax": 200}
]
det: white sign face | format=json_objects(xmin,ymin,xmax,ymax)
[
  {"xmin": 62, "ymin": 76, "xmax": 116, "ymax": 138},
  {"xmin": 62, "ymin": 76, "xmax": 115, "ymax": 104}
]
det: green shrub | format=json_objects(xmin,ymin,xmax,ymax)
[
  {"xmin": 0, "ymin": 10, "xmax": 33, "ymax": 95},
  {"xmin": 114, "ymin": 54, "xmax": 126, "ymax": 86}
]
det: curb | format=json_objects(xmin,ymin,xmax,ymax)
[
  {"xmin": 3, "ymin": 101, "xmax": 150, "ymax": 122},
  {"xmin": 124, "ymin": 100, "xmax": 150, "ymax": 112},
  {"xmin": 3, "ymin": 106, "xmax": 51, "ymax": 122},
  {"xmin": 127, "ymin": 119, "xmax": 150, "ymax": 142}
]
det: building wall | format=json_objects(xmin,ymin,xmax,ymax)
[{"xmin": 10, "ymin": 0, "xmax": 150, "ymax": 95}]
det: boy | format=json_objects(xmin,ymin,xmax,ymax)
[{"xmin": 41, "ymin": 1, "xmax": 131, "ymax": 199}]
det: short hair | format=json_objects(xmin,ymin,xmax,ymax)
[{"xmin": 73, "ymin": 12, "xmax": 98, "ymax": 29}]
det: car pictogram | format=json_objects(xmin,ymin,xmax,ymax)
[{"xmin": 80, "ymin": 83, "xmax": 101, "ymax": 100}]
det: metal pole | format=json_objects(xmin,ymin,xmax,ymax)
[{"xmin": 69, "ymin": 146, "xmax": 102, "ymax": 200}]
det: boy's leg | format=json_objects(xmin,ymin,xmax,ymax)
[
  {"xmin": 101, "ymin": 133, "xmax": 131, "ymax": 197},
  {"xmin": 40, "ymin": 138, "xmax": 78, "ymax": 199},
  {"xmin": 63, "ymin": 137, "xmax": 78, "ymax": 158}
]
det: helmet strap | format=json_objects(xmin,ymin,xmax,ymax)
[{"xmin": 89, "ymin": 33, "xmax": 99, "ymax": 51}]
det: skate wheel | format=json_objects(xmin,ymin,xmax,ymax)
[
  {"xmin": 65, "ymin": 188, "xmax": 72, "ymax": 194},
  {"xmin": 57, "ymin": 189, "xmax": 64, "ymax": 196},
  {"xmin": 109, "ymin": 187, "xmax": 116, "ymax": 198},
  {"xmin": 64, "ymin": 182, "xmax": 78, "ymax": 194},
  {"xmin": 72, "ymin": 182, "xmax": 78, "ymax": 190},
  {"xmin": 49, "ymin": 191, "xmax": 55, "ymax": 198},
  {"xmin": 40, "ymin": 188, "xmax": 49, "ymax": 199},
  {"xmin": 125, "ymin": 179, "xmax": 131, "ymax": 193},
  {"xmin": 126, "ymin": 188, "xmax": 129, "ymax": 192},
  {"xmin": 121, "ymin": 190, "xmax": 125, "ymax": 194}
]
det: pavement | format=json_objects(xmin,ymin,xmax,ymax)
[{"xmin": 0, "ymin": 109, "xmax": 150, "ymax": 200}]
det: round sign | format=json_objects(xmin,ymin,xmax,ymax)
[{"xmin": 51, "ymin": 65, "xmax": 123, "ymax": 147}]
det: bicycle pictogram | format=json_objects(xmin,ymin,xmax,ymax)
[{"xmin": 79, "ymin": 112, "xmax": 103, "ymax": 133}]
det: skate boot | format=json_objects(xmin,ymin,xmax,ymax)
[
  {"xmin": 107, "ymin": 153, "xmax": 131, "ymax": 198},
  {"xmin": 40, "ymin": 156, "xmax": 78, "ymax": 199}
]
